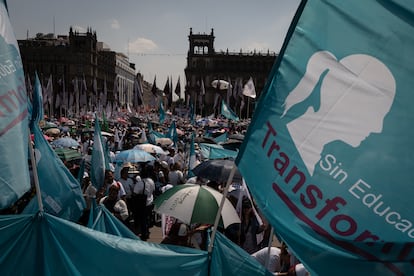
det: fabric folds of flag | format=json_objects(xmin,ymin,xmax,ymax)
[
  {"xmin": 24, "ymin": 72, "xmax": 85, "ymax": 221},
  {"xmin": 134, "ymin": 77, "xmax": 144, "ymax": 107},
  {"xmin": 90, "ymin": 114, "xmax": 106, "ymax": 191},
  {"xmin": 187, "ymin": 132, "xmax": 198, "ymax": 178},
  {"xmin": 151, "ymin": 76, "xmax": 158, "ymax": 107},
  {"xmin": 159, "ymin": 100, "xmax": 165, "ymax": 124},
  {"xmin": 221, "ymin": 100, "xmax": 239, "ymax": 121},
  {"xmin": 166, "ymin": 120, "xmax": 178, "ymax": 147},
  {"xmin": 164, "ymin": 76, "xmax": 171, "ymax": 107},
  {"xmin": 0, "ymin": 2, "xmax": 31, "ymax": 208},
  {"xmin": 189, "ymin": 103, "xmax": 195, "ymax": 124},
  {"xmin": 174, "ymin": 76, "xmax": 181, "ymax": 102},
  {"xmin": 242, "ymin": 77, "xmax": 256, "ymax": 99},
  {"xmin": 236, "ymin": 1, "xmax": 414, "ymax": 275}
]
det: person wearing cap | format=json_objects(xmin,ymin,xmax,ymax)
[{"xmin": 99, "ymin": 183, "xmax": 129, "ymax": 223}]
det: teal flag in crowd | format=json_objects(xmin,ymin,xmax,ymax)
[
  {"xmin": 220, "ymin": 100, "xmax": 239, "ymax": 121},
  {"xmin": 187, "ymin": 132, "xmax": 197, "ymax": 177},
  {"xmin": 199, "ymin": 143, "xmax": 238, "ymax": 160},
  {"xmin": 213, "ymin": 132, "xmax": 228, "ymax": 144},
  {"xmin": 87, "ymin": 199, "xmax": 138, "ymax": 240},
  {"xmin": 166, "ymin": 120, "xmax": 178, "ymax": 146},
  {"xmin": 190, "ymin": 103, "xmax": 195, "ymax": 124},
  {"xmin": 24, "ymin": 74, "xmax": 85, "ymax": 221},
  {"xmin": 90, "ymin": 114, "xmax": 106, "ymax": 190},
  {"xmin": 236, "ymin": 1, "xmax": 414, "ymax": 275},
  {"xmin": 159, "ymin": 100, "xmax": 165, "ymax": 124},
  {"xmin": 147, "ymin": 121, "xmax": 156, "ymax": 144},
  {"xmin": 0, "ymin": 1, "xmax": 31, "ymax": 209},
  {"xmin": 29, "ymin": 72, "xmax": 43, "ymax": 129}
]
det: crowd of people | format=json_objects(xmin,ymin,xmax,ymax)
[{"xmin": 21, "ymin": 111, "xmax": 309, "ymax": 275}]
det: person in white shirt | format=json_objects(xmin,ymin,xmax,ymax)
[
  {"xmin": 99, "ymin": 183, "xmax": 129, "ymax": 223},
  {"xmin": 118, "ymin": 165, "xmax": 135, "ymax": 216},
  {"xmin": 251, "ymin": 247, "xmax": 281, "ymax": 273},
  {"xmin": 168, "ymin": 162, "xmax": 185, "ymax": 186}
]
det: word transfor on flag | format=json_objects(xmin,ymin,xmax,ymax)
[{"xmin": 236, "ymin": 1, "xmax": 414, "ymax": 275}]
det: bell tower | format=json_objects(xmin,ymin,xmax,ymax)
[{"xmin": 188, "ymin": 28, "xmax": 215, "ymax": 55}]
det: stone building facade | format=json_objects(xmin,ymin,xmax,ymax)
[
  {"xmin": 184, "ymin": 28, "xmax": 277, "ymax": 118},
  {"xmin": 18, "ymin": 27, "xmax": 136, "ymax": 117}
]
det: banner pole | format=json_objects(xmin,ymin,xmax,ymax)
[{"xmin": 28, "ymin": 134, "xmax": 44, "ymax": 212}]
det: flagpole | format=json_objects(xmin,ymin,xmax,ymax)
[
  {"xmin": 208, "ymin": 165, "xmax": 237, "ymax": 254},
  {"xmin": 194, "ymin": 92, "xmax": 197, "ymax": 117},
  {"xmin": 264, "ymin": 227, "xmax": 275, "ymax": 269},
  {"xmin": 28, "ymin": 134, "xmax": 44, "ymax": 212}
]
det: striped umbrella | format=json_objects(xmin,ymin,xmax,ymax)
[{"xmin": 154, "ymin": 183, "xmax": 240, "ymax": 228}]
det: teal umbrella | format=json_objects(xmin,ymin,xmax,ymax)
[
  {"xmin": 114, "ymin": 149, "xmax": 156, "ymax": 163},
  {"xmin": 154, "ymin": 184, "xmax": 240, "ymax": 228}
]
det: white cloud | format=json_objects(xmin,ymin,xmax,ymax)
[
  {"xmin": 128, "ymin": 37, "xmax": 158, "ymax": 53},
  {"xmin": 72, "ymin": 25, "xmax": 86, "ymax": 33},
  {"xmin": 110, "ymin": 19, "xmax": 120, "ymax": 30}
]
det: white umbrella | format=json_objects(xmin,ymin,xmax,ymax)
[
  {"xmin": 155, "ymin": 137, "xmax": 173, "ymax": 146},
  {"xmin": 154, "ymin": 183, "xmax": 240, "ymax": 228},
  {"xmin": 211, "ymin": 79, "xmax": 232, "ymax": 90},
  {"xmin": 134, "ymin": 143, "xmax": 167, "ymax": 155},
  {"xmin": 51, "ymin": 137, "xmax": 80, "ymax": 148}
]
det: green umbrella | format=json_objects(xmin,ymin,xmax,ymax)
[
  {"xmin": 154, "ymin": 183, "xmax": 240, "ymax": 228},
  {"xmin": 54, "ymin": 148, "xmax": 82, "ymax": 162}
]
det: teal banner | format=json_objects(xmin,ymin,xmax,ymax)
[
  {"xmin": 0, "ymin": 0, "xmax": 30, "ymax": 208},
  {"xmin": 236, "ymin": 1, "xmax": 414, "ymax": 275}
]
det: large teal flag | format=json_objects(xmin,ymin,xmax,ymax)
[
  {"xmin": 236, "ymin": 1, "xmax": 414, "ymax": 275},
  {"xmin": 24, "ymin": 74, "xmax": 85, "ymax": 221},
  {"xmin": 0, "ymin": 1, "xmax": 31, "ymax": 209}
]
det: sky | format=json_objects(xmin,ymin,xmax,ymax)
[{"xmin": 7, "ymin": 0, "xmax": 301, "ymax": 88}]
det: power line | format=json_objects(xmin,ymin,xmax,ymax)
[{"xmin": 129, "ymin": 53, "xmax": 186, "ymax": 56}]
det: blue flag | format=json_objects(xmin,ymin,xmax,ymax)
[
  {"xmin": 213, "ymin": 132, "xmax": 228, "ymax": 144},
  {"xmin": 90, "ymin": 114, "xmax": 106, "ymax": 190},
  {"xmin": 159, "ymin": 100, "xmax": 165, "ymax": 124},
  {"xmin": 87, "ymin": 199, "xmax": 138, "ymax": 240},
  {"xmin": 24, "ymin": 74, "xmax": 85, "ymax": 221},
  {"xmin": 190, "ymin": 103, "xmax": 195, "ymax": 124},
  {"xmin": 236, "ymin": 1, "xmax": 414, "ymax": 275},
  {"xmin": 166, "ymin": 120, "xmax": 178, "ymax": 146},
  {"xmin": 220, "ymin": 100, "xmax": 239, "ymax": 122},
  {"xmin": 147, "ymin": 121, "xmax": 156, "ymax": 145},
  {"xmin": 199, "ymin": 143, "xmax": 238, "ymax": 160},
  {"xmin": 0, "ymin": 2, "xmax": 31, "ymax": 209}
]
